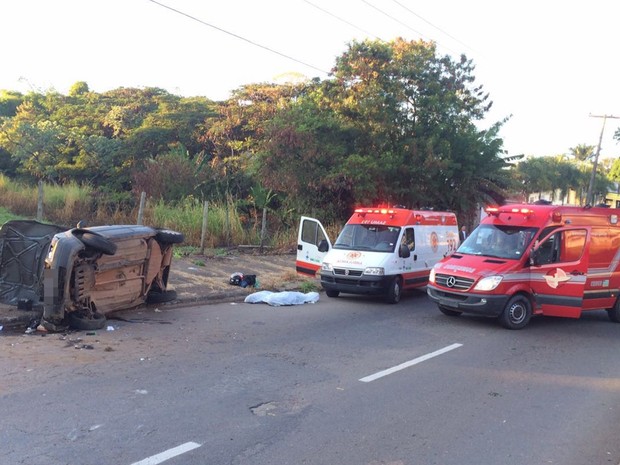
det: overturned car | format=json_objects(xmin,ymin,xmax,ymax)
[{"xmin": 0, "ymin": 220, "xmax": 184, "ymax": 331}]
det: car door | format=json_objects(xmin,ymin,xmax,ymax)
[
  {"xmin": 296, "ymin": 216, "xmax": 331, "ymax": 276},
  {"xmin": 529, "ymin": 228, "xmax": 589, "ymax": 318}
]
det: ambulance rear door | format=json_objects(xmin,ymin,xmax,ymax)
[
  {"xmin": 529, "ymin": 227, "xmax": 589, "ymax": 318},
  {"xmin": 296, "ymin": 216, "xmax": 331, "ymax": 276}
]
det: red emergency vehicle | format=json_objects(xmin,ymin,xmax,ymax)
[{"xmin": 427, "ymin": 203, "xmax": 620, "ymax": 329}]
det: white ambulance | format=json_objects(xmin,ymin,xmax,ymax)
[{"xmin": 297, "ymin": 207, "xmax": 459, "ymax": 303}]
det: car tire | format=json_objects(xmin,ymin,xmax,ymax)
[
  {"xmin": 438, "ymin": 305, "xmax": 461, "ymax": 317},
  {"xmin": 325, "ymin": 289, "xmax": 340, "ymax": 298},
  {"xmin": 499, "ymin": 294, "xmax": 532, "ymax": 330},
  {"xmin": 80, "ymin": 232, "xmax": 117, "ymax": 255},
  {"xmin": 146, "ymin": 289, "xmax": 178, "ymax": 304},
  {"xmin": 386, "ymin": 276, "xmax": 402, "ymax": 304},
  {"xmin": 606, "ymin": 298, "xmax": 620, "ymax": 323},
  {"xmin": 155, "ymin": 229, "xmax": 184, "ymax": 244},
  {"xmin": 66, "ymin": 310, "xmax": 107, "ymax": 331}
]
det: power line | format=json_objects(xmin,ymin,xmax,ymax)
[
  {"xmin": 302, "ymin": 0, "xmax": 382, "ymax": 41},
  {"xmin": 360, "ymin": 0, "xmax": 429, "ymax": 40},
  {"xmin": 147, "ymin": 0, "xmax": 329, "ymax": 75},
  {"xmin": 359, "ymin": 0, "xmax": 459, "ymax": 55},
  {"xmin": 389, "ymin": 0, "xmax": 475, "ymax": 53}
]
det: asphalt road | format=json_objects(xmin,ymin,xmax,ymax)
[{"xmin": 2, "ymin": 289, "xmax": 620, "ymax": 465}]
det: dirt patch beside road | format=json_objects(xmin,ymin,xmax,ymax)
[
  {"xmin": 167, "ymin": 250, "xmax": 319, "ymax": 305},
  {"xmin": 0, "ymin": 250, "xmax": 319, "ymax": 331}
]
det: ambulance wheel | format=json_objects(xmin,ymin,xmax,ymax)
[
  {"xmin": 386, "ymin": 277, "xmax": 402, "ymax": 304},
  {"xmin": 499, "ymin": 295, "xmax": 532, "ymax": 330},
  {"xmin": 326, "ymin": 290, "xmax": 340, "ymax": 298},
  {"xmin": 439, "ymin": 305, "xmax": 461, "ymax": 317},
  {"xmin": 606, "ymin": 298, "xmax": 620, "ymax": 323}
]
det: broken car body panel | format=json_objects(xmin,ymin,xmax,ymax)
[{"xmin": 0, "ymin": 220, "xmax": 65, "ymax": 306}]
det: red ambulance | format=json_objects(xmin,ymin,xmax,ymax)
[
  {"xmin": 297, "ymin": 207, "xmax": 459, "ymax": 303},
  {"xmin": 427, "ymin": 203, "xmax": 620, "ymax": 329}
]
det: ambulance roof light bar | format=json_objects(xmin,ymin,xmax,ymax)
[
  {"xmin": 354, "ymin": 207, "xmax": 397, "ymax": 216},
  {"xmin": 485, "ymin": 206, "xmax": 535, "ymax": 217}
]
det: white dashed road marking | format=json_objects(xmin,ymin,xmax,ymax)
[
  {"xmin": 131, "ymin": 442, "xmax": 202, "ymax": 465},
  {"xmin": 359, "ymin": 343, "xmax": 463, "ymax": 382}
]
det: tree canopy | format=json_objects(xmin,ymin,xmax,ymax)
[{"xmin": 1, "ymin": 38, "xmax": 611, "ymax": 226}]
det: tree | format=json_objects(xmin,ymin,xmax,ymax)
[
  {"xmin": 0, "ymin": 98, "xmax": 69, "ymax": 181},
  {"xmin": 0, "ymin": 90, "xmax": 24, "ymax": 117},
  {"xmin": 514, "ymin": 156, "xmax": 555, "ymax": 200},
  {"xmin": 200, "ymin": 83, "xmax": 307, "ymax": 203},
  {"xmin": 323, "ymin": 38, "xmax": 507, "ymax": 221},
  {"xmin": 610, "ymin": 158, "xmax": 620, "ymax": 185},
  {"xmin": 255, "ymin": 94, "xmax": 359, "ymax": 221},
  {"xmin": 514, "ymin": 155, "xmax": 609, "ymax": 205},
  {"xmin": 68, "ymin": 81, "xmax": 90, "ymax": 97},
  {"xmin": 131, "ymin": 146, "xmax": 207, "ymax": 203},
  {"xmin": 569, "ymin": 143, "xmax": 595, "ymax": 161}
]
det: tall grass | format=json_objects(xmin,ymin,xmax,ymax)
[
  {"xmin": 150, "ymin": 197, "xmax": 252, "ymax": 247},
  {"xmin": 0, "ymin": 206, "xmax": 24, "ymax": 224},
  {"xmin": 0, "ymin": 174, "xmax": 299, "ymax": 250}
]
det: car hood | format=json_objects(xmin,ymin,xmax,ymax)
[
  {"xmin": 435, "ymin": 253, "xmax": 522, "ymax": 278},
  {"xmin": 0, "ymin": 220, "xmax": 66, "ymax": 305}
]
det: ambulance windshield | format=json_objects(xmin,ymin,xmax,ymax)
[
  {"xmin": 457, "ymin": 224, "xmax": 538, "ymax": 260},
  {"xmin": 334, "ymin": 224, "xmax": 401, "ymax": 252}
]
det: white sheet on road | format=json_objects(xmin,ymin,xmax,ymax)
[{"xmin": 244, "ymin": 290, "xmax": 320, "ymax": 306}]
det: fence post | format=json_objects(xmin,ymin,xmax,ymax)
[
  {"xmin": 259, "ymin": 207, "xmax": 267, "ymax": 253},
  {"xmin": 137, "ymin": 192, "xmax": 146, "ymax": 225},
  {"xmin": 200, "ymin": 200, "xmax": 209, "ymax": 254},
  {"xmin": 37, "ymin": 180, "xmax": 43, "ymax": 221}
]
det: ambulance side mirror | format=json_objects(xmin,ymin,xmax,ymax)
[
  {"xmin": 318, "ymin": 239, "xmax": 329, "ymax": 253},
  {"xmin": 399, "ymin": 243, "xmax": 410, "ymax": 258},
  {"xmin": 529, "ymin": 248, "xmax": 540, "ymax": 266}
]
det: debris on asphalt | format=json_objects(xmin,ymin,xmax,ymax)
[
  {"xmin": 229, "ymin": 272, "xmax": 257, "ymax": 288},
  {"xmin": 75, "ymin": 344, "xmax": 94, "ymax": 350},
  {"xmin": 25, "ymin": 318, "xmax": 40, "ymax": 334}
]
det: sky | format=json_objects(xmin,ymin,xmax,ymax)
[{"xmin": 1, "ymin": 0, "xmax": 619, "ymax": 160}]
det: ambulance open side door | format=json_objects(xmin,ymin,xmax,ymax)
[
  {"xmin": 297, "ymin": 216, "xmax": 331, "ymax": 276},
  {"xmin": 529, "ymin": 227, "xmax": 589, "ymax": 318}
]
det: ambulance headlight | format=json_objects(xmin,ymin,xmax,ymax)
[
  {"xmin": 321, "ymin": 262, "xmax": 333, "ymax": 272},
  {"xmin": 474, "ymin": 276, "xmax": 503, "ymax": 291},
  {"xmin": 364, "ymin": 267, "xmax": 384, "ymax": 276},
  {"xmin": 429, "ymin": 268, "xmax": 436, "ymax": 283}
]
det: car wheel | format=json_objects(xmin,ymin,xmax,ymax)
[
  {"xmin": 438, "ymin": 305, "xmax": 461, "ymax": 317},
  {"xmin": 606, "ymin": 298, "xmax": 620, "ymax": 323},
  {"xmin": 499, "ymin": 295, "xmax": 532, "ymax": 330},
  {"xmin": 155, "ymin": 229, "xmax": 184, "ymax": 244},
  {"xmin": 80, "ymin": 232, "xmax": 117, "ymax": 255},
  {"xmin": 325, "ymin": 289, "xmax": 340, "ymax": 298},
  {"xmin": 66, "ymin": 310, "xmax": 107, "ymax": 331},
  {"xmin": 146, "ymin": 289, "xmax": 178, "ymax": 304},
  {"xmin": 386, "ymin": 276, "xmax": 402, "ymax": 304}
]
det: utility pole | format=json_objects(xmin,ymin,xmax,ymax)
[{"xmin": 586, "ymin": 113, "xmax": 620, "ymax": 206}]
